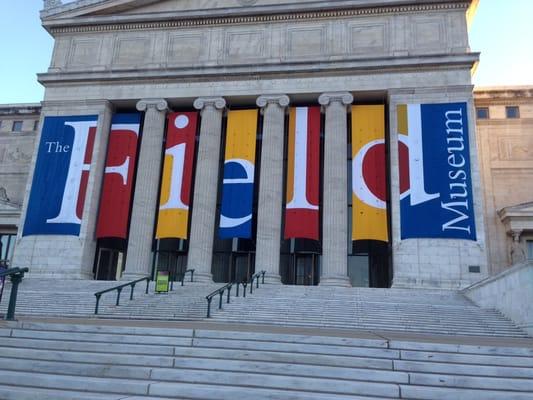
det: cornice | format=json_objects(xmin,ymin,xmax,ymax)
[
  {"xmin": 38, "ymin": 53, "xmax": 479, "ymax": 85},
  {"xmin": 46, "ymin": 2, "xmax": 470, "ymax": 34}
]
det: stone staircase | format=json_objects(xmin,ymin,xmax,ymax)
[
  {"xmin": 210, "ymin": 285, "xmax": 529, "ymax": 337},
  {"xmin": 0, "ymin": 279, "xmax": 528, "ymax": 337},
  {"xmin": 0, "ymin": 279, "xmax": 219, "ymax": 320},
  {"xmin": 0, "ymin": 319, "xmax": 531, "ymax": 399}
]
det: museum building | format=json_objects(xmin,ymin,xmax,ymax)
[{"xmin": 3, "ymin": 0, "xmax": 493, "ymax": 289}]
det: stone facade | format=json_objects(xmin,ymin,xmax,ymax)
[
  {"xmin": 5, "ymin": 0, "xmax": 490, "ymax": 288},
  {"xmin": 0, "ymin": 104, "xmax": 40, "ymax": 266},
  {"xmin": 474, "ymin": 86, "xmax": 533, "ymax": 274}
]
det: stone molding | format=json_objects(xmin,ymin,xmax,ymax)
[
  {"xmin": 318, "ymin": 92, "xmax": 354, "ymax": 107},
  {"xmin": 193, "ymin": 97, "xmax": 227, "ymax": 111},
  {"xmin": 136, "ymin": 99, "xmax": 168, "ymax": 112},
  {"xmin": 256, "ymin": 94, "xmax": 290, "ymax": 109},
  {"xmin": 45, "ymin": 2, "xmax": 470, "ymax": 34}
]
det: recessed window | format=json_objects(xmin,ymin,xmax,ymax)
[
  {"xmin": 476, "ymin": 107, "xmax": 489, "ymax": 119},
  {"xmin": 33, "ymin": 120, "xmax": 39, "ymax": 131},
  {"xmin": 12, "ymin": 121, "xmax": 23, "ymax": 132},
  {"xmin": 506, "ymin": 106, "xmax": 520, "ymax": 119},
  {"xmin": 527, "ymin": 241, "xmax": 533, "ymax": 261}
]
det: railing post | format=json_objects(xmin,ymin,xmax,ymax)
[
  {"xmin": 256, "ymin": 275, "xmax": 260, "ymax": 289},
  {"xmin": 218, "ymin": 290, "xmax": 223, "ymax": 309},
  {"xmin": 116, "ymin": 287, "xmax": 122, "ymax": 306},
  {"xmin": 250, "ymin": 277, "xmax": 254, "ymax": 294},
  {"xmin": 262, "ymin": 270, "xmax": 265, "ymax": 284},
  {"xmin": 235, "ymin": 282, "xmax": 240, "ymax": 297},
  {"xmin": 242, "ymin": 282, "xmax": 247, "ymax": 298},
  {"xmin": 191, "ymin": 269, "xmax": 194, "ymax": 282},
  {"xmin": 145, "ymin": 278, "xmax": 150, "ymax": 294},
  {"xmin": 130, "ymin": 283, "xmax": 136, "ymax": 300},
  {"xmin": 227, "ymin": 284, "xmax": 232, "ymax": 304},
  {"xmin": 94, "ymin": 294, "xmax": 101, "ymax": 315},
  {"xmin": 181, "ymin": 273, "xmax": 185, "ymax": 286},
  {"xmin": 5, "ymin": 272, "xmax": 23, "ymax": 321},
  {"xmin": 206, "ymin": 297, "xmax": 212, "ymax": 318}
]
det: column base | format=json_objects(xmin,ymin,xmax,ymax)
[
  {"xmin": 262, "ymin": 272, "xmax": 282, "ymax": 284},
  {"xmin": 191, "ymin": 271, "xmax": 214, "ymax": 283},
  {"xmin": 319, "ymin": 275, "xmax": 352, "ymax": 287}
]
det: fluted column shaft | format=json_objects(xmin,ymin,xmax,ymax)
[
  {"xmin": 319, "ymin": 92, "xmax": 353, "ymax": 286},
  {"xmin": 124, "ymin": 99, "xmax": 168, "ymax": 279},
  {"xmin": 187, "ymin": 97, "xmax": 227, "ymax": 281},
  {"xmin": 255, "ymin": 95, "xmax": 290, "ymax": 283}
]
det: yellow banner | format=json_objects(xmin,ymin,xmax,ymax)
[
  {"xmin": 351, "ymin": 105, "xmax": 388, "ymax": 242},
  {"xmin": 225, "ymin": 109, "xmax": 258, "ymax": 163}
]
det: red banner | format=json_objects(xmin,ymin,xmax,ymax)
[
  {"xmin": 96, "ymin": 114, "xmax": 141, "ymax": 239},
  {"xmin": 284, "ymin": 107, "xmax": 321, "ymax": 240},
  {"xmin": 156, "ymin": 112, "xmax": 198, "ymax": 239}
]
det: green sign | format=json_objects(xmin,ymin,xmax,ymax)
[{"xmin": 155, "ymin": 271, "xmax": 169, "ymax": 293}]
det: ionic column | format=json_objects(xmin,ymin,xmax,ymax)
[
  {"xmin": 255, "ymin": 95, "xmax": 290, "ymax": 283},
  {"xmin": 123, "ymin": 99, "xmax": 168, "ymax": 279},
  {"xmin": 318, "ymin": 92, "xmax": 353, "ymax": 286},
  {"xmin": 186, "ymin": 97, "xmax": 227, "ymax": 282}
]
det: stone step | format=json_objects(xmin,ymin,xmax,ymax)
[
  {"xmin": 0, "ymin": 385, "xmax": 120, "ymax": 400},
  {"xmin": 400, "ymin": 385, "xmax": 533, "ymax": 400},
  {"xmin": 0, "ymin": 370, "xmax": 151, "ymax": 396}
]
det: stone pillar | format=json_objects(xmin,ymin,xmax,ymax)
[
  {"xmin": 255, "ymin": 95, "xmax": 290, "ymax": 283},
  {"xmin": 186, "ymin": 97, "xmax": 227, "ymax": 282},
  {"xmin": 11, "ymin": 100, "xmax": 113, "ymax": 279},
  {"xmin": 318, "ymin": 92, "xmax": 353, "ymax": 287},
  {"xmin": 123, "ymin": 99, "xmax": 168, "ymax": 279}
]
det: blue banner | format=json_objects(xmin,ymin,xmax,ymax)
[
  {"xmin": 23, "ymin": 115, "xmax": 99, "ymax": 236},
  {"xmin": 398, "ymin": 102, "xmax": 476, "ymax": 240},
  {"xmin": 218, "ymin": 110, "xmax": 258, "ymax": 239}
]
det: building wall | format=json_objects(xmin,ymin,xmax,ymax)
[
  {"xmin": 474, "ymin": 87, "xmax": 533, "ymax": 274},
  {"xmin": 6, "ymin": 0, "xmax": 490, "ymax": 287}
]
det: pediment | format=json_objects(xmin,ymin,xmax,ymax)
[
  {"xmin": 0, "ymin": 200, "xmax": 20, "ymax": 212},
  {"xmin": 499, "ymin": 202, "xmax": 533, "ymax": 216},
  {"xmin": 42, "ymin": 0, "xmax": 428, "ymax": 22}
]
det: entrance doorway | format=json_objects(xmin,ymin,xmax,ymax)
[
  {"xmin": 294, "ymin": 253, "xmax": 318, "ymax": 286},
  {"xmin": 230, "ymin": 252, "xmax": 254, "ymax": 283},
  {"xmin": 95, "ymin": 248, "xmax": 124, "ymax": 281}
]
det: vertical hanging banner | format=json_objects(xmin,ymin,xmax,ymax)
[
  {"xmin": 219, "ymin": 109, "xmax": 258, "ymax": 239},
  {"xmin": 351, "ymin": 105, "xmax": 388, "ymax": 242},
  {"xmin": 23, "ymin": 115, "xmax": 99, "ymax": 236},
  {"xmin": 156, "ymin": 112, "xmax": 198, "ymax": 239},
  {"xmin": 96, "ymin": 113, "xmax": 141, "ymax": 239},
  {"xmin": 284, "ymin": 106, "xmax": 321, "ymax": 240},
  {"xmin": 398, "ymin": 102, "xmax": 476, "ymax": 240}
]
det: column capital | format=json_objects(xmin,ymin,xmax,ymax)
[
  {"xmin": 136, "ymin": 99, "xmax": 168, "ymax": 112},
  {"xmin": 193, "ymin": 97, "xmax": 226, "ymax": 111},
  {"xmin": 256, "ymin": 94, "xmax": 290, "ymax": 108},
  {"xmin": 318, "ymin": 92, "xmax": 353, "ymax": 107}
]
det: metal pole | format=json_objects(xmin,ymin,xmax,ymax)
[
  {"xmin": 218, "ymin": 291, "xmax": 223, "ymax": 309},
  {"xmin": 116, "ymin": 287, "xmax": 122, "ymax": 306},
  {"xmin": 5, "ymin": 273, "xmax": 22, "ymax": 321},
  {"xmin": 145, "ymin": 278, "xmax": 150, "ymax": 294},
  {"xmin": 130, "ymin": 283, "xmax": 135, "ymax": 300},
  {"xmin": 206, "ymin": 297, "xmax": 212, "ymax": 318},
  {"xmin": 227, "ymin": 285, "xmax": 232, "ymax": 303},
  {"xmin": 94, "ymin": 295, "xmax": 100, "ymax": 315}
]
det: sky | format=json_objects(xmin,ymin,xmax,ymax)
[{"xmin": 0, "ymin": 0, "xmax": 532, "ymax": 104}]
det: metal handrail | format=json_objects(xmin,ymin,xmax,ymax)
[
  {"xmin": 94, "ymin": 276, "xmax": 150, "ymax": 315},
  {"xmin": 0, "ymin": 267, "xmax": 29, "ymax": 320},
  {"xmin": 169, "ymin": 269, "xmax": 195, "ymax": 291},
  {"xmin": 180, "ymin": 269, "xmax": 195, "ymax": 286},
  {"xmin": 205, "ymin": 270, "xmax": 266, "ymax": 318}
]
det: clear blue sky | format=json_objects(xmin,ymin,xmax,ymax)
[{"xmin": 0, "ymin": 0, "xmax": 532, "ymax": 104}]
